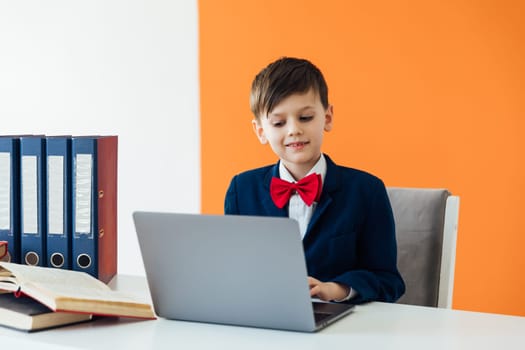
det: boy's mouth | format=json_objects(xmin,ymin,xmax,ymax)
[{"xmin": 286, "ymin": 141, "xmax": 309, "ymax": 149}]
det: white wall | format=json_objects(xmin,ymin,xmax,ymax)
[{"xmin": 0, "ymin": 0, "xmax": 200, "ymax": 275}]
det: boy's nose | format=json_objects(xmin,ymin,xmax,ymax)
[{"xmin": 287, "ymin": 120, "xmax": 302, "ymax": 136}]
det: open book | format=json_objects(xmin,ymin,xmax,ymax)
[{"xmin": 0, "ymin": 262, "xmax": 156, "ymax": 319}]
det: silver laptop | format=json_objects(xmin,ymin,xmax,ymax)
[{"xmin": 133, "ymin": 212, "xmax": 354, "ymax": 332}]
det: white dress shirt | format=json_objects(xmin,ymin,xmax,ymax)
[
  {"xmin": 278, "ymin": 154, "xmax": 356, "ymax": 301},
  {"xmin": 278, "ymin": 155, "xmax": 326, "ymax": 239}
]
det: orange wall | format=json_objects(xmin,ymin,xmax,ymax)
[{"xmin": 199, "ymin": 0, "xmax": 525, "ymax": 316}]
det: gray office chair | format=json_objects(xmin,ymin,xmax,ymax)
[{"xmin": 386, "ymin": 187, "xmax": 460, "ymax": 308}]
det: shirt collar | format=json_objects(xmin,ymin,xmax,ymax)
[{"xmin": 279, "ymin": 154, "xmax": 327, "ymax": 184}]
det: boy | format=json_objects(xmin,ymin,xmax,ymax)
[{"xmin": 225, "ymin": 57, "xmax": 405, "ymax": 303}]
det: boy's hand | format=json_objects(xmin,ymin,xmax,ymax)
[{"xmin": 308, "ymin": 276, "xmax": 349, "ymax": 302}]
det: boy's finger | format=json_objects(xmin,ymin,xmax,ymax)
[
  {"xmin": 310, "ymin": 285, "xmax": 320, "ymax": 296},
  {"xmin": 307, "ymin": 276, "xmax": 319, "ymax": 286}
]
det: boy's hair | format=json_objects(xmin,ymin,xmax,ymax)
[{"xmin": 250, "ymin": 57, "xmax": 329, "ymax": 119}]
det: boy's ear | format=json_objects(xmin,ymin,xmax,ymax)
[
  {"xmin": 324, "ymin": 105, "xmax": 334, "ymax": 132},
  {"xmin": 252, "ymin": 119, "xmax": 268, "ymax": 144}
]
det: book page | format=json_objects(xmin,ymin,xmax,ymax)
[
  {"xmin": 0, "ymin": 262, "xmax": 109, "ymax": 291},
  {"xmin": 23, "ymin": 281, "xmax": 155, "ymax": 318},
  {"xmin": 0, "ymin": 275, "xmax": 18, "ymax": 292},
  {"xmin": 27, "ymin": 282, "xmax": 149, "ymax": 304}
]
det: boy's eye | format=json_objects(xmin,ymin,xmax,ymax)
[
  {"xmin": 299, "ymin": 115, "xmax": 314, "ymax": 122},
  {"xmin": 272, "ymin": 121, "xmax": 285, "ymax": 127}
]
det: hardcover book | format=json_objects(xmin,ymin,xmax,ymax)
[
  {"xmin": 0, "ymin": 262, "xmax": 156, "ymax": 319},
  {"xmin": 0, "ymin": 293, "xmax": 92, "ymax": 332}
]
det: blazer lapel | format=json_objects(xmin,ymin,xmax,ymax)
[
  {"xmin": 303, "ymin": 155, "xmax": 341, "ymax": 241},
  {"xmin": 261, "ymin": 162, "xmax": 288, "ymax": 218}
]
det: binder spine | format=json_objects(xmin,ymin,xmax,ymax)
[
  {"xmin": 46, "ymin": 137, "xmax": 72, "ymax": 269},
  {"xmin": 71, "ymin": 138, "xmax": 98, "ymax": 278},
  {"xmin": 96, "ymin": 136, "xmax": 118, "ymax": 283},
  {"xmin": 19, "ymin": 137, "xmax": 47, "ymax": 266},
  {"xmin": 0, "ymin": 137, "xmax": 21, "ymax": 263}
]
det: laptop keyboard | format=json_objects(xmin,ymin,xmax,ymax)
[
  {"xmin": 312, "ymin": 301, "xmax": 355, "ymax": 325},
  {"xmin": 314, "ymin": 312, "xmax": 332, "ymax": 323}
]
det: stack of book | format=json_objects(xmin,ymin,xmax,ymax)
[
  {"xmin": 0, "ymin": 135, "xmax": 117, "ymax": 283},
  {"xmin": 0, "ymin": 262, "xmax": 156, "ymax": 332}
]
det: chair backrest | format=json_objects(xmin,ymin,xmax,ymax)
[{"xmin": 386, "ymin": 187, "xmax": 460, "ymax": 308}]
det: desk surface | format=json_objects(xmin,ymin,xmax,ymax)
[{"xmin": 1, "ymin": 275, "xmax": 524, "ymax": 350}]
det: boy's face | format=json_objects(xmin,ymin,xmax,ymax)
[{"xmin": 252, "ymin": 88, "xmax": 333, "ymax": 179}]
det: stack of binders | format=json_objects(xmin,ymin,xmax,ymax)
[{"xmin": 0, "ymin": 135, "xmax": 117, "ymax": 284}]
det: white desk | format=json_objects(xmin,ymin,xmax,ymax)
[{"xmin": 1, "ymin": 275, "xmax": 524, "ymax": 349}]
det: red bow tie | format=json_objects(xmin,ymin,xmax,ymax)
[{"xmin": 270, "ymin": 173, "xmax": 322, "ymax": 209}]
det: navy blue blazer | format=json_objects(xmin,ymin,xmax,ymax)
[{"xmin": 224, "ymin": 154, "xmax": 405, "ymax": 304}]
